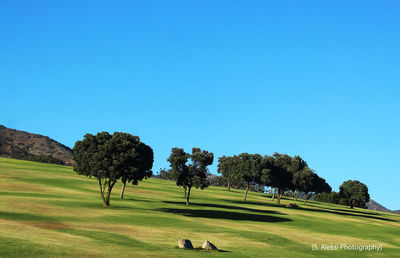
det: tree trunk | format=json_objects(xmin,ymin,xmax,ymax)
[
  {"xmin": 98, "ymin": 180, "xmax": 108, "ymax": 206},
  {"xmin": 186, "ymin": 187, "xmax": 191, "ymax": 205},
  {"xmin": 272, "ymin": 188, "xmax": 276, "ymax": 202},
  {"xmin": 105, "ymin": 179, "xmax": 116, "ymax": 207},
  {"xmin": 184, "ymin": 186, "xmax": 187, "ymax": 197},
  {"xmin": 243, "ymin": 183, "xmax": 250, "ymax": 202},
  {"xmin": 293, "ymin": 191, "xmax": 296, "ymax": 198},
  {"xmin": 277, "ymin": 189, "xmax": 281, "ymax": 204},
  {"xmin": 120, "ymin": 180, "xmax": 127, "ymax": 199},
  {"xmin": 227, "ymin": 178, "xmax": 231, "ymax": 191},
  {"xmin": 295, "ymin": 192, "xmax": 299, "ymax": 201},
  {"xmin": 304, "ymin": 194, "xmax": 308, "ymax": 204}
]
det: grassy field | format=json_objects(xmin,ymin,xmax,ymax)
[{"xmin": 0, "ymin": 157, "xmax": 399, "ymax": 257}]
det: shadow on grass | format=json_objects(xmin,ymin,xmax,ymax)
[
  {"xmin": 175, "ymin": 247, "xmax": 229, "ymax": 253},
  {"xmin": 123, "ymin": 197, "xmax": 154, "ymax": 203},
  {"xmin": 157, "ymin": 207, "xmax": 291, "ymax": 223},
  {"xmin": 294, "ymin": 206, "xmax": 397, "ymax": 222},
  {"xmin": 307, "ymin": 204, "xmax": 393, "ymax": 216},
  {"xmin": 163, "ymin": 201, "xmax": 287, "ymax": 215},
  {"xmin": 227, "ymin": 199, "xmax": 397, "ymax": 222},
  {"xmin": 0, "ymin": 211, "xmax": 69, "ymax": 229},
  {"xmin": 57, "ymin": 228, "xmax": 158, "ymax": 249},
  {"xmin": 227, "ymin": 199, "xmax": 284, "ymax": 208}
]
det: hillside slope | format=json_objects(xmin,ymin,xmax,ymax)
[
  {"xmin": 366, "ymin": 199, "xmax": 395, "ymax": 214},
  {"xmin": 0, "ymin": 157, "xmax": 399, "ymax": 257},
  {"xmin": 0, "ymin": 125, "xmax": 73, "ymax": 165}
]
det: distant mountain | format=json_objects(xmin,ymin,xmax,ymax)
[
  {"xmin": 366, "ymin": 199, "xmax": 398, "ymax": 214},
  {"xmin": 0, "ymin": 125, "xmax": 74, "ymax": 166}
]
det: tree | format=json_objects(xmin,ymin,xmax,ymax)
[
  {"xmin": 167, "ymin": 148, "xmax": 189, "ymax": 197},
  {"xmin": 187, "ymin": 148, "xmax": 214, "ymax": 204},
  {"xmin": 314, "ymin": 191, "xmax": 342, "ymax": 204},
  {"xmin": 339, "ymin": 180, "xmax": 370, "ymax": 208},
  {"xmin": 261, "ymin": 153, "xmax": 292, "ymax": 204},
  {"xmin": 235, "ymin": 153, "xmax": 263, "ymax": 202},
  {"xmin": 116, "ymin": 133, "xmax": 153, "ymax": 199},
  {"xmin": 73, "ymin": 132, "xmax": 153, "ymax": 206},
  {"xmin": 292, "ymin": 168, "xmax": 331, "ymax": 204},
  {"xmin": 157, "ymin": 168, "xmax": 172, "ymax": 180},
  {"xmin": 217, "ymin": 155, "xmax": 239, "ymax": 191},
  {"xmin": 168, "ymin": 147, "xmax": 214, "ymax": 205},
  {"xmin": 292, "ymin": 168, "xmax": 315, "ymax": 203},
  {"xmin": 289, "ymin": 155, "xmax": 309, "ymax": 200}
]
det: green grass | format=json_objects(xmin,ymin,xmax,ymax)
[{"xmin": 0, "ymin": 157, "xmax": 399, "ymax": 257}]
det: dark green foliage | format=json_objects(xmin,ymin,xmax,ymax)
[
  {"xmin": 167, "ymin": 147, "xmax": 213, "ymax": 205},
  {"xmin": 167, "ymin": 147, "xmax": 189, "ymax": 197},
  {"xmin": 339, "ymin": 180, "xmax": 370, "ymax": 208},
  {"xmin": 157, "ymin": 168, "xmax": 172, "ymax": 180},
  {"xmin": 261, "ymin": 153, "xmax": 293, "ymax": 204},
  {"xmin": 288, "ymin": 155, "xmax": 308, "ymax": 196},
  {"xmin": 292, "ymin": 168, "xmax": 331, "ymax": 203},
  {"xmin": 292, "ymin": 168, "xmax": 315, "ymax": 199},
  {"xmin": 235, "ymin": 153, "xmax": 264, "ymax": 202},
  {"xmin": 209, "ymin": 174, "xmax": 265, "ymax": 193},
  {"xmin": 314, "ymin": 192, "xmax": 347, "ymax": 205},
  {"xmin": 217, "ymin": 155, "xmax": 239, "ymax": 191},
  {"xmin": 73, "ymin": 132, "xmax": 153, "ymax": 206},
  {"xmin": 24, "ymin": 154, "xmax": 64, "ymax": 165},
  {"xmin": 208, "ymin": 174, "xmax": 227, "ymax": 187},
  {"xmin": 114, "ymin": 133, "xmax": 153, "ymax": 199}
]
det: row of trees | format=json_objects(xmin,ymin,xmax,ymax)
[
  {"xmin": 218, "ymin": 153, "xmax": 331, "ymax": 204},
  {"xmin": 72, "ymin": 132, "xmax": 368, "ymax": 209}
]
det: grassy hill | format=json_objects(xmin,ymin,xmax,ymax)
[{"xmin": 0, "ymin": 157, "xmax": 398, "ymax": 257}]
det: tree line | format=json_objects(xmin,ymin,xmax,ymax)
[
  {"xmin": 217, "ymin": 153, "xmax": 331, "ymax": 204},
  {"xmin": 72, "ymin": 131, "xmax": 370, "ymax": 209}
]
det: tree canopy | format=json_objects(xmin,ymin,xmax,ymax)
[
  {"xmin": 235, "ymin": 153, "xmax": 263, "ymax": 202},
  {"xmin": 217, "ymin": 155, "xmax": 239, "ymax": 191},
  {"xmin": 168, "ymin": 147, "xmax": 214, "ymax": 205},
  {"xmin": 261, "ymin": 153, "xmax": 293, "ymax": 204},
  {"xmin": 339, "ymin": 180, "xmax": 370, "ymax": 208},
  {"xmin": 73, "ymin": 132, "xmax": 153, "ymax": 206}
]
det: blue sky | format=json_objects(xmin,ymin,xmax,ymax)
[{"xmin": 1, "ymin": 1, "xmax": 399, "ymax": 209}]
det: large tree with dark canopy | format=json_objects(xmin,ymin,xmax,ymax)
[
  {"xmin": 289, "ymin": 155, "xmax": 309, "ymax": 200},
  {"xmin": 73, "ymin": 132, "xmax": 153, "ymax": 206},
  {"xmin": 234, "ymin": 153, "xmax": 263, "ymax": 202},
  {"xmin": 339, "ymin": 180, "xmax": 370, "ymax": 208},
  {"xmin": 292, "ymin": 168, "xmax": 331, "ymax": 203},
  {"xmin": 168, "ymin": 147, "xmax": 214, "ymax": 205},
  {"xmin": 261, "ymin": 153, "xmax": 293, "ymax": 204},
  {"xmin": 167, "ymin": 148, "xmax": 189, "ymax": 197},
  {"xmin": 217, "ymin": 155, "xmax": 239, "ymax": 191},
  {"xmin": 116, "ymin": 133, "xmax": 153, "ymax": 199}
]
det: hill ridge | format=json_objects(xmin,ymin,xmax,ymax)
[{"xmin": 0, "ymin": 125, "xmax": 74, "ymax": 165}]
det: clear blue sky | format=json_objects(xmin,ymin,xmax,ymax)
[{"xmin": 1, "ymin": 1, "xmax": 399, "ymax": 209}]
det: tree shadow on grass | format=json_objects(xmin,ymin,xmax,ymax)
[
  {"xmin": 227, "ymin": 199, "xmax": 284, "ymax": 208},
  {"xmin": 162, "ymin": 201, "xmax": 287, "ymax": 215},
  {"xmin": 121, "ymin": 197, "xmax": 154, "ymax": 203},
  {"xmin": 306, "ymin": 203, "xmax": 394, "ymax": 217},
  {"xmin": 226, "ymin": 199, "xmax": 397, "ymax": 222},
  {"xmin": 157, "ymin": 207, "xmax": 291, "ymax": 223},
  {"xmin": 294, "ymin": 206, "xmax": 397, "ymax": 222}
]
